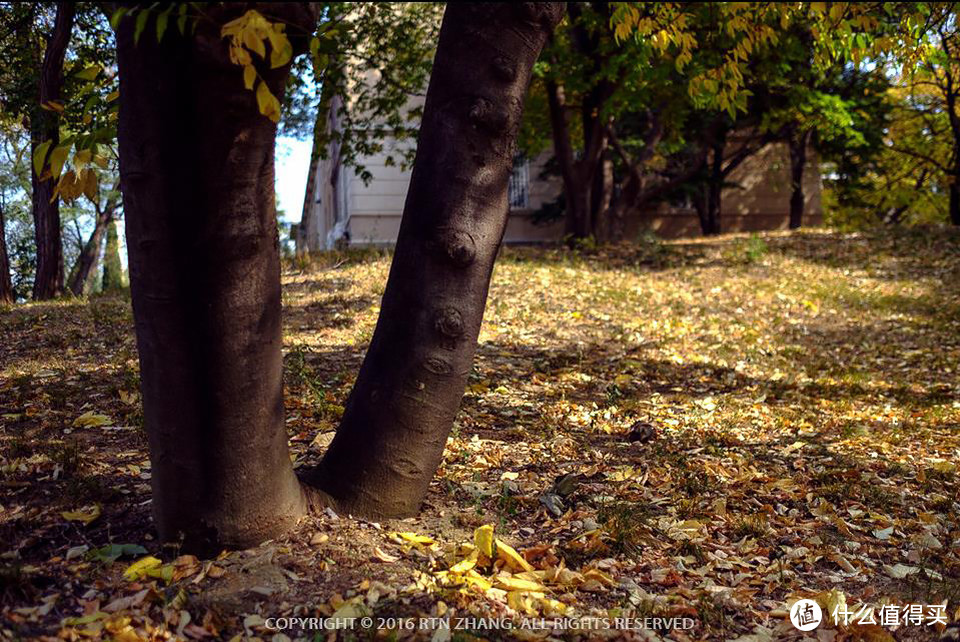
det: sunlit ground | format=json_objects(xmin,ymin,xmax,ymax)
[{"xmin": 1, "ymin": 227, "xmax": 958, "ymax": 640}]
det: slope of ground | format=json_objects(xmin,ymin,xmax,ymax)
[{"xmin": 0, "ymin": 228, "xmax": 958, "ymax": 641}]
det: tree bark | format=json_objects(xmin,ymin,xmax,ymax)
[
  {"xmin": 116, "ymin": 3, "xmax": 321, "ymax": 553},
  {"xmin": 0, "ymin": 198, "xmax": 13, "ymax": 304},
  {"xmin": 68, "ymin": 187, "xmax": 119, "ymax": 296},
  {"xmin": 31, "ymin": 1, "xmax": 74, "ymax": 300},
  {"xmin": 301, "ymin": 2, "xmax": 564, "ymax": 518},
  {"xmin": 788, "ymin": 129, "xmax": 809, "ymax": 230}
]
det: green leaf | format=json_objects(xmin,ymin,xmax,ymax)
[
  {"xmin": 33, "ymin": 140, "xmax": 52, "ymax": 176},
  {"xmin": 156, "ymin": 9, "xmax": 170, "ymax": 42},
  {"xmin": 48, "ymin": 145, "xmax": 70, "ymax": 179},
  {"xmin": 75, "ymin": 65, "xmax": 100, "ymax": 81},
  {"xmin": 109, "ymin": 7, "xmax": 128, "ymax": 31},
  {"xmin": 88, "ymin": 543, "xmax": 147, "ymax": 563},
  {"xmin": 134, "ymin": 9, "xmax": 149, "ymax": 44}
]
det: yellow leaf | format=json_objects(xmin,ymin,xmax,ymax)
[
  {"xmin": 495, "ymin": 575, "xmax": 545, "ymax": 592},
  {"xmin": 373, "ymin": 546, "xmax": 398, "ymax": 563},
  {"xmin": 391, "ymin": 531, "xmax": 433, "ymax": 546},
  {"xmin": 462, "ymin": 570, "xmax": 492, "ymax": 590},
  {"xmin": 73, "ymin": 410, "xmax": 113, "ymax": 428},
  {"xmin": 449, "ymin": 556, "xmax": 477, "ymax": 574},
  {"xmin": 73, "ymin": 149, "xmax": 92, "ymax": 168},
  {"xmin": 62, "ymin": 504, "xmax": 101, "ymax": 525},
  {"xmin": 82, "ymin": 168, "xmax": 98, "ymax": 202},
  {"xmin": 496, "ymin": 539, "xmax": 534, "ymax": 572},
  {"xmin": 123, "ymin": 556, "xmax": 162, "ymax": 581},
  {"xmin": 242, "ymin": 27, "xmax": 266, "ymax": 59},
  {"xmin": 267, "ymin": 29, "xmax": 292, "ymax": 68},
  {"xmin": 255, "ymin": 80, "xmax": 280, "ymax": 123},
  {"xmin": 582, "ymin": 568, "xmax": 615, "ymax": 587},
  {"xmin": 474, "ymin": 524, "xmax": 495, "ymax": 558},
  {"xmin": 243, "ymin": 64, "xmax": 256, "ymax": 90}
]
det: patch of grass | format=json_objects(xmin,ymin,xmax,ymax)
[{"xmin": 597, "ymin": 500, "xmax": 654, "ymax": 557}]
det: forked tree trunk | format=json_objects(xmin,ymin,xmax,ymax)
[
  {"xmin": 302, "ymin": 3, "xmax": 564, "ymax": 518},
  {"xmin": 68, "ymin": 188, "xmax": 118, "ymax": 296},
  {"xmin": 788, "ymin": 130, "xmax": 809, "ymax": 230},
  {"xmin": 116, "ymin": 3, "xmax": 321, "ymax": 553},
  {"xmin": 31, "ymin": 1, "xmax": 74, "ymax": 300}
]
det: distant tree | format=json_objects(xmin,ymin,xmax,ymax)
[
  {"xmin": 67, "ymin": 179, "xmax": 120, "ymax": 296},
  {"xmin": 100, "ymin": 215, "xmax": 122, "ymax": 292}
]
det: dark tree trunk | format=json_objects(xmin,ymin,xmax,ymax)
[
  {"xmin": 0, "ymin": 200, "xmax": 12, "ymax": 304},
  {"xmin": 116, "ymin": 3, "xmax": 321, "ymax": 553},
  {"xmin": 788, "ymin": 130, "xmax": 809, "ymax": 230},
  {"xmin": 68, "ymin": 189, "xmax": 118, "ymax": 296},
  {"xmin": 951, "ymin": 180, "xmax": 960, "ymax": 226},
  {"xmin": 699, "ymin": 135, "xmax": 725, "ymax": 236},
  {"xmin": 101, "ymin": 218, "xmax": 124, "ymax": 292},
  {"xmin": 545, "ymin": 79, "xmax": 589, "ymax": 240},
  {"xmin": 302, "ymin": 3, "xmax": 563, "ymax": 518},
  {"xmin": 31, "ymin": 1, "xmax": 74, "ymax": 300}
]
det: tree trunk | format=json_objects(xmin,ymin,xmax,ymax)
[
  {"xmin": 951, "ymin": 179, "xmax": 960, "ymax": 226},
  {"xmin": 31, "ymin": 1, "xmax": 74, "ymax": 300},
  {"xmin": 788, "ymin": 130, "xmax": 809, "ymax": 230},
  {"xmin": 68, "ymin": 189, "xmax": 119, "ymax": 296},
  {"xmin": 115, "ymin": 3, "xmax": 321, "ymax": 553},
  {"xmin": 302, "ymin": 3, "xmax": 563, "ymax": 518},
  {"xmin": 0, "ymin": 200, "xmax": 12, "ymax": 304},
  {"xmin": 701, "ymin": 135, "xmax": 725, "ymax": 236},
  {"xmin": 100, "ymin": 218, "xmax": 124, "ymax": 291},
  {"xmin": 545, "ymin": 79, "xmax": 589, "ymax": 240},
  {"xmin": 295, "ymin": 80, "xmax": 332, "ymax": 254}
]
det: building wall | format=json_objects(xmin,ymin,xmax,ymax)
[{"xmin": 314, "ymin": 137, "xmax": 822, "ymax": 246}]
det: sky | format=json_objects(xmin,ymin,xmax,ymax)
[{"xmin": 275, "ymin": 136, "xmax": 313, "ymax": 224}]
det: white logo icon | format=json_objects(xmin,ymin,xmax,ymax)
[{"xmin": 790, "ymin": 599, "xmax": 823, "ymax": 631}]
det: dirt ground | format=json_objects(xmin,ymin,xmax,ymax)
[{"xmin": 1, "ymin": 228, "xmax": 958, "ymax": 641}]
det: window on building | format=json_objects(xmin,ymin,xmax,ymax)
[{"xmin": 508, "ymin": 155, "xmax": 530, "ymax": 210}]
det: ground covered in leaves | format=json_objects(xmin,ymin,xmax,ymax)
[{"xmin": 1, "ymin": 228, "xmax": 959, "ymax": 642}]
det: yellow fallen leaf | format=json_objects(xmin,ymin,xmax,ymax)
[
  {"xmin": 582, "ymin": 568, "xmax": 615, "ymax": 587},
  {"xmin": 391, "ymin": 531, "xmax": 434, "ymax": 546},
  {"xmin": 463, "ymin": 570, "xmax": 492, "ymax": 591},
  {"xmin": 61, "ymin": 504, "xmax": 101, "ymax": 525},
  {"xmin": 507, "ymin": 590, "xmax": 542, "ymax": 616},
  {"xmin": 474, "ymin": 524, "xmax": 495, "ymax": 558},
  {"xmin": 496, "ymin": 539, "xmax": 534, "ymax": 572},
  {"xmin": 495, "ymin": 575, "xmax": 546, "ymax": 592},
  {"xmin": 123, "ymin": 556, "xmax": 162, "ymax": 581},
  {"xmin": 449, "ymin": 556, "xmax": 478, "ymax": 574},
  {"xmin": 373, "ymin": 546, "xmax": 399, "ymax": 563},
  {"xmin": 72, "ymin": 410, "xmax": 112, "ymax": 428}
]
